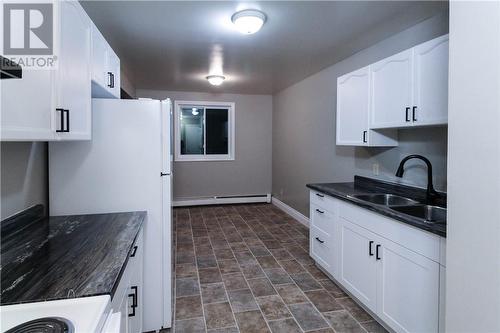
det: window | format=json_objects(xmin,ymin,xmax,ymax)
[{"xmin": 174, "ymin": 101, "xmax": 235, "ymax": 161}]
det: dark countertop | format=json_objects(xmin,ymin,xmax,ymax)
[
  {"xmin": 307, "ymin": 176, "xmax": 446, "ymax": 237},
  {"xmin": 0, "ymin": 205, "xmax": 145, "ymax": 305}
]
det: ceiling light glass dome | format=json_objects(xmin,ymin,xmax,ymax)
[{"xmin": 231, "ymin": 9, "xmax": 266, "ymax": 35}]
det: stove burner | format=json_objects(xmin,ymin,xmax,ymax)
[{"xmin": 5, "ymin": 317, "xmax": 74, "ymax": 333}]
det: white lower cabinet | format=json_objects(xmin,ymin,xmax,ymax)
[
  {"xmin": 310, "ymin": 190, "xmax": 444, "ymax": 333},
  {"xmin": 111, "ymin": 229, "xmax": 144, "ymax": 333},
  {"xmin": 339, "ymin": 218, "xmax": 378, "ymax": 313},
  {"xmin": 376, "ymin": 236, "xmax": 439, "ymax": 333}
]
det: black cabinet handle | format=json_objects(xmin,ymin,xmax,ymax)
[
  {"xmin": 315, "ymin": 209, "xmax": 324, "ymax": 214},
  {"xmin": 405, "ymin": 107, "xmax": 411, "ymax": 122},
  {"xmin": 64, "ymin": 109, "xmax": 70, "ymax": 132},
  {"xmin": 315, "ymin": 193, "xmax": 324, "ymax": 198},
  {"xmin": 369, "ymin": 241, "xmax": 374, "ymax": 256},
  {"xmin": 412, "ymin": 106, "xmax": 417, "ymax": 122},
  {"xmin": 128, "ymin": 286, "xmax": 138, "ymax": 317},
  {"xmin": 315, "ymin": 237, "xmax": 325, "ymax": 244},
  {"xmin": 107, "ymin": 72, "xmax": 114, "ymax": 88},
  {"xmin": 130, "ymin": 245, "xmax": 138, "ymax": 257},
  {"xmin": 376, "ymin": 244, "xmax": 381, "ymax": 260},
  {"xmin": 56, "ymin": 109, "xmax": 70, "ymax": 133},
  {"xmin": 363, "ymin": 130, "xmax": 367, "ymax": 143},
  {"xmin": 56, "ymin": 108, "xmax": 65, "ymax": 132}
]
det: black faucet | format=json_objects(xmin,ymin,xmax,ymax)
[{"xmin": 395, "ymin": 154, "xmax": 439, "ymax": 204}]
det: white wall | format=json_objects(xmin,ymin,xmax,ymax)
[
  {"xmin": 1, "ymin": 142, "xmax": 48, "ymax": 219},
  {"xmin": 272, "ymin": 14, "xmax": 449, "ymax": 215},
  {"xmin": 446, "ymin": 1, "xmax": 500, "ymax": 332},
  {"xmin": 136, "ymin": 89, "xmax": 273, "ymax": 201}
]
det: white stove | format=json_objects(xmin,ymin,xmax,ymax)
[{"xmin": 0, "ymin": 296, "xmax": 114, "ymax": 333}]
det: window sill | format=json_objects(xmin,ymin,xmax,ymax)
[{"xmin": 175, "ymin": 156, "xmax": 235, "ymax": 162}]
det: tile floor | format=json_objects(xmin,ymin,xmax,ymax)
[{"xmin": 170, "ymin": 204, "xmax": 388, "ymax": 333}]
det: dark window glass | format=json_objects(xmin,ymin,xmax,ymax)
[
  {"xmin": 180, "ymin": 107, "xmax": 204, "ymax": 155},
  {"xmin": 206, "ymin": 108, "xmax": 229, "ymax": 155}
]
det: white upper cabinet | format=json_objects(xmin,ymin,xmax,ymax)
[
  {"xmin": 91, "ymin": 25, "xmax": 108, "ymax": 89},
  {"xmin": 336, "ymin": 67, "xmax": 398, "ymax": 147},
  {"xmin": 336, "ymin": 34, "xmax": 449, "ymax": 146},
  {"xmin": 370, "ymin": 49, "xmax": 413, "ymax": 129},
  {"xmin": 1, "ymin": 69, "xmax": 56, "ymax": 141},
  {"xmin": 337, "ymin": 67, "xmax": 370, "ymax": 146},
  {"xmin": 56, "ymin": 0, "xmax": 92, "ymax": 140},
  {"xmin": 1, "ymin": 0, "xmax": 92, "ymax": 141},
  {"xmin": 107, "ymin": 48, "xmax": 121, "ymax": 98},
  {"xmin": 412, "ymin": 35, "xmax": 449, "ymax": 126},
  {"xmin": 91, "ymin": 23, "xmax": 121, "ymax": 99}
]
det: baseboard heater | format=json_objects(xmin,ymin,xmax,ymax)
[{"xmin": 172, "ymin": 194, "xmax": 271, "ymax": 207}]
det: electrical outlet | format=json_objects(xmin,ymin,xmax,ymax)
[
  {"xmin": 279, "ymin": 188, "xmax": 284, "ymax": 197},
  {"xmin": 372, "ymin": 163, "xmax": 380, "ymax": 176}
]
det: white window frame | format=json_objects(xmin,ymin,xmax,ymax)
[{"xmin": 174, "ymin": 100, "xmax": 235, "ymax": 162}]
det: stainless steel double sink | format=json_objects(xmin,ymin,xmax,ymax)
[{"xmin": 350, "ymin": 193, "xmax": 446, "ymax": 224}]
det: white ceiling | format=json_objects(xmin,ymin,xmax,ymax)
[{"xmin": 80, "ymin": 1, "xmax": 448, "ymax": 95}]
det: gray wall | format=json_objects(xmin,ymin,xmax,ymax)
[
  {"xmin": 1, "ymin": 142, "xmax": 48, "ymax": 219},
  {"xmin": 121, "ymin": 62, "xmax": 136, "ymax": 98},
  {"xmin": 136, "ymin": 89, "xmax": 273, "ymax": 201},
  {"xmin": 446, "ymin": 2, "xmax": 500, "ymax": 331},
  {"xmin": 272, "ymin": 14, "xmax": 449, "ymax": 216}
]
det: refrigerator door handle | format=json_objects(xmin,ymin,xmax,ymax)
[{"xmin": 160, "ymin": 172, "xmax": 170, "ymax": 177}]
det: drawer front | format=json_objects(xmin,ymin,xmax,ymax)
[
  {"xmin": 310, "ymin": 191, "xmax": 337, "ymax": 212},
  {"xmin": 311, "ymin": 203, "xmax": 335, "ymax": 234},
  {"xmin": 310, "ymin": 226, "xmax": 332, "ymax": 271},
  {"xmin": 128, "ymin": 229, "xmax": 143, "ymax": 266}
]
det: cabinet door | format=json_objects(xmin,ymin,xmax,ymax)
[
  {"xmin": 370, "ymin": 49, "xmax": 413, "ymax": 129},
  {"xmin": 107, "ymin": 49, "xmax": 121, "ymax": 98},
  {"xmin": 412, "ymin": 35, "xmax": 449, "ymax": 126},
  {"xmin": 1, "ymin": 70, "xmax": 55, "ymax": 141},
  {"xmin": 91, "ymin": 24, "xmax": 108, "ymax": 89},
  {"xmin": 376, "ymin": 238, "xmax": 440, "ymax": 333},
  {"xmin": 56, "ymin": 0, "xmax": 92, "ymax": 140},
  {"xmin": 339, "ymin": 218, "xmax": 378, "ymax": 312},
  {"xmin": 336, "ymin": 67, "xmax": 369, "ymax": 146}
]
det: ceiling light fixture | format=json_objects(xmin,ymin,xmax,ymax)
[
  {"xmin": 191, "ymin": 107, "xmax": 199, "ymax": 116},
  {"xmin": 231, "ymin": 9, "xmax": 266, "ymax": 35},
  {"xmin": 206, "ymin": 74, "xmax": 225, "ymax": 86}
]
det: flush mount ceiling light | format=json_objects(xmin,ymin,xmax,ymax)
[
  {"xmin": 206, "ymin": 74, "xmax": 225, "ymax": 86},
  {"xmin": 231, "ymin": 9, "xmax": 266, "ymax": 34}
]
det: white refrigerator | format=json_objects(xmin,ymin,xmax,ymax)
[{"xmin": 48, "ymin": 98, "xmax": 173, "ymax": 332}]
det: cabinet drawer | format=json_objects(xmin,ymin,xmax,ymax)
[
  {"xmin": 310, "ymin": 226, "xmax": 332, "ymax": 270},
  {"xmin": 310, "ymin": 191, "xmax": 337, "ymax": 212},
  {"xmin": 311, "ymin": 203, "xmax": 335, "ymax": 234},
  {"xmin": 129, "ymin": 229, "xmax": 143, "ymax": 265}
]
